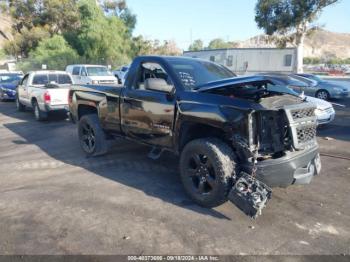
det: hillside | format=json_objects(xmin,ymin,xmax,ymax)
[
  {"xmin": 239, "ymin": 29, "xmax": 350, "ymax": 59},
  {"xmin": 0, "ymin": 15, "xmax": 13, "ymax": 48}
]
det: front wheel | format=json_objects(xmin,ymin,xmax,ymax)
[
  {"xmin": 316, "ymin": 90, "xmax": 330, "ymax": 100},
  {"xmin": 78, "ymin": 114, "xmax": 109, "ymax": 157},
  {"xmin": 179, "ymin": 138, "xmax": 236, "ymax": 208}
]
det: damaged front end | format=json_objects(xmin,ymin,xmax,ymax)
[{"xmin": 206, "ymin": 80, "xmax": 320, "ymax": 218}]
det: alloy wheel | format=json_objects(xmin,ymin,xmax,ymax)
[
  {"xmin": 81, "ymin": 122, "xmax": 96, "ymax": 153},
  {"xmin": 185, "ymin": 153, "xmax": 217, "ymax": 195},
  {"xmin": 317, "ymin": 91, "xmax": 329, "ymax": 100}
]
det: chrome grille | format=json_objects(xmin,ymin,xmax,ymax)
[
  {"xmin": 283, "ymin": 103, "xmax": 317, "ymax": 150},
  {"xmin": 291, "ymin": 108, "xmax": 315, "ymax": 120},
  {"xmin": 296, "ymin": 126, "xmax": 317, "ymax": 143}
]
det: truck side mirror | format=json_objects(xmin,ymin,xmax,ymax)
[{"xmin": 145, "ymin": 78, "xmax": 174, "ymax": 93}]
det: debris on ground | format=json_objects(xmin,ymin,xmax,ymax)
[{"xmin": 324, "ymin": 137, "xmax": 334, "ymax": 141}]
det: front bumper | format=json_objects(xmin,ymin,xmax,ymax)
[
  {"xmin": 316, "ymin": 110, "xmax": 335, "ymax": 125},
  {"xmin": 0, "ymin": 90, "xmax": 16, "ymax": 100},
  {"xmin": 331, "ymin": 91, "xmax": 350, "ymax": 99},
  {"xmin": 242, "ymin": 146, "xmax": 320, "ymax": 188}
]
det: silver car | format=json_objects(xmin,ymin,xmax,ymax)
[
  {"xmin": 296, "ymin": 74, "xmax": 350, "ymax": 100},
  {"xmin": 261, "ymin": 74, "xmax": 336, "ymax": 125}
]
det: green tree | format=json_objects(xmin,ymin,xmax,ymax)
[
  {"xmin": 4, "ymin": 26, "xmax": 51, "ymax": 57},
  {"xmin": 70, "ymin": 0, "xmax": 131, "ymax": 66},
  {"xmin": 99, "ymin": 0, "xmax": 136, "ymax": 34},
  {"xmin": 19, "ymin": 35, "xmax": 79, "ymax": 71},
  {"xmin": 40, "ymin": 0, "xmax": 80, "ymax": 34},
  {"xmin": 207, "ymin": 38, "xmax": 239, "ymax": 50},
  {"xmin": 130, "ymin": 35, "xmax": 153, "ymax": 57},
  {"xmin": 255, "ymin": 0, "xmax": 339, "ymax": 73},
  {"xmin": 188, "ymin": 39, "xmax": 204, "ymax": 51},
  {"xmin": 1, "ymin": 0, "xmax": 80, "ymax": 57}
]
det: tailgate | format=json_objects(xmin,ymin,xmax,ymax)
[{"xmin": 48, "ymin": 88, "xmax": 69, "ymax": 106}]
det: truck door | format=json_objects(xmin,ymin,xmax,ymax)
[
  {"xmin": 80, "ymin": 66, "xmax": 90, "ymax": 84},
  {"xmin": 71, "ymin": 66, "xmax": 82, "ymax": 84},
  {"xmin": 120, "ymin": 61, "xmax": 176, "ymax": 148},
  {"xmin": 17, "ymin": 73, "xmax": 30, "ymax": 105}
]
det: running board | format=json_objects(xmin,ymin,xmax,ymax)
[
  {"xmin": 148, "ymin": 147, "xmax": 164, "ymax": 160},
  {"xmin": 228, "ymin": 172, "xmax": 272, "ymax": 219}
]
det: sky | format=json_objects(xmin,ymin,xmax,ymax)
[{"xmin": 127, "ymin": 0, "xmax": 350, "ymax": 50}]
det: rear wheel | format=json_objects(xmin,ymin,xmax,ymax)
[
  {"xmin": 179, "ymin": 138, "xmax": 236, "ymax": 208},
  {"xmin": 16, "ymin": 96, "xmax": 26, "ymax": 112},
  {"xmin": 78, "ymin": 114, "xmax": 109, "ymax": 156},
  {"xmin": 316, "ymin": 90, "xmax": 330, "ymax": 100},
  {"xmin": 33, "ymin": 101, "xmax": 48, "ymax": 121}
]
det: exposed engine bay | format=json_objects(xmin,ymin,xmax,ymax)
[{"xmin": 204, "ymin": 79, "xmax": 318, "ymax": 218}]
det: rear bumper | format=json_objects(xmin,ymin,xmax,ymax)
[
  {"xmin": 44, "ymin": 104, "xmax": 68, "ymax": 112},
  {"xmin": 242, "ymin": 146, "xmax": 320, "ymax": 188}
]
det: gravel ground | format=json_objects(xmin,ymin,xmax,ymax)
[{"xmin": 0, "ymin": 95, "xmax": 349, "ymax": 255}]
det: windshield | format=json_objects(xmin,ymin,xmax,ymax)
[
  {"xmin": 0, "ymin": 74, "xmax": 23, "ymax": 84},
  {"xmin": 86, "ymin": 66, "xmax": 112, "ymax": 76},
  {"xmin": 267, "ymin": 84, "xmax": 300, "ymax": 96},
  {"xmin": 167, "ymin": 58, "xmax": 235, "ymax": 90}
]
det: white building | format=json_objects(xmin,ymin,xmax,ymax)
[{"xmin": 183, "ymin": 48, "xmax": 297, "ymax": 75}]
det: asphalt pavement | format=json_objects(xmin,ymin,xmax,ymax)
[{"xmin": 0, "ymin": 95, "xmax": 349, "ymax": 255}]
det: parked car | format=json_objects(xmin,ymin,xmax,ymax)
[
  {"xmin": 303, "ymin": 96, "xmax": 335, "ymax": 125},
  {"xmin": 260, "ymin": 74, "xmax": 336, "ymax": 125},
  {"xmin": 113, "ymin": 65, "xmax": 129, "ymax": 84},
  {"xmin": 16, "ymin": 71, "xmax": 73, "ymax": 121},
  {"xmin": 66, "ymin": 64, "xmax": 118, "ymax": 85},
  {"xmin": 296, "ymin": 73, "xmax": 350, "ymax": 100},
  {"xmin": 0, "ymin": 72, "xmax": 23, "ymax": 101},
  {"xmin": 68, "ymin": 56, "xmax": 321, "ymax": 218}
]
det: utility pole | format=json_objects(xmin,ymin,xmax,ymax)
[{"xmin": 190, "ymin": 28, "xmax": 193, "ymax": 47}]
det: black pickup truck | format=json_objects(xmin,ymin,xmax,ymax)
[{"xmin": 68, "ymin": 56, "xmax": 321, "ymax": 217}]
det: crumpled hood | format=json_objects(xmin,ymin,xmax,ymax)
[{"xmin": 196, "ymin": 76, "xmax": 273, "ymax": 92}]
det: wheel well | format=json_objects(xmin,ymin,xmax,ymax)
[
  {"xmin": 316, "ymin": 89, "xmax": 330, "ymax": 95},
  {"xmin": 178, "ymin": 122, "xmax": 227, "ymax": 152},
  {"xmin": 31, "ymin": 97, "xmax": 37, "ymax": 105},
  {"xmin": 78, "ymin": 105, "xmax": 98, "ymax": 119}
]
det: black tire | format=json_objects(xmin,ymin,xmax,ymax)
[
  {"xmin": 179, "ymin": 138, "xmax": 236, "ymax": 208},
  {"xmin": 78, "ymin": 114, "xmax": 109, "ymax": 157},
  {"xmin": 316, "ymin": 90, "xmax": 330, "ymax": 100},
  {"xmin": 16, "ymin": 96, "xmax": 26, "ymax": 112},
  {"xmin": 33, "ymin": 100, "xmax": 48, "ymax": 121}
]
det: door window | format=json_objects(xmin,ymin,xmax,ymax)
[
  {"xmin": 32, "ymin": 74, "xmax": 49, "ymax": 85},
  {"xmin": 72, "ymin": 67, "xmax": 81, "ymax": 75},
  {"xmin": 21, "ymin": 74, "xmax": 29, "ymax": 86},
  {"xmin": 227, "ymin": 55, "xmax": 233, "ymax": 67},
  {"xmin": 134, "ymin": 62, "xmax": 172, "ymax": 90},
  {"xmin": 284, "ymin": 55, "xmax": 292, "ymax": 67},
  {"xmin": 81, "ymin": 67, "xmax": 88, "ymax": 76}
]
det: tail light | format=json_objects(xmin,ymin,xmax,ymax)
[{"xmin": 43, "ymin": 91, "xmax": 51, "ymax": 104}]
